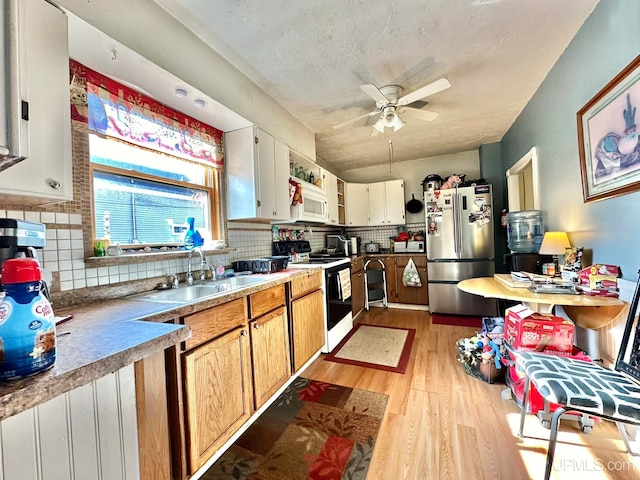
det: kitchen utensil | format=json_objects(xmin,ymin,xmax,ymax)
[
  {"xmin": 365, "ymin": 242, "xmax": 380, "ymax": 253},
  {"xmin": 421, "ymin": 174, "xmax": 443, "ymax": 191},
  {"xmin": 406, "ymin": 193, "xmax": 423, "ymax": 213},
  {"xmin": 350, "ymin": 237, "xmax": 359, "ymax": 255}
]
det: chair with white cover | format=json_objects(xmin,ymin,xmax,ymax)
[{"xmin": 516, "ymin": 270, "xmax": 640, "ymax": 480}]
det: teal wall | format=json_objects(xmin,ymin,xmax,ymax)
[
  {"xmin": 479, "ymin": 142, "xmax": 508, "ymax": 272},
  {"xmin": 500, "ymin": 0, "xmax": 640, "ymax": 280}
]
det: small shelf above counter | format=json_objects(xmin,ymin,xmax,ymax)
[{"xmin": 290, "ymin": 149, "xmax": 324, "ymax": 190}]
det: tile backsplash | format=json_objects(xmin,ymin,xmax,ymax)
[
  {"xmin": 346, "ymin": 222, "xmax": 426, "ymax": 251},
  {"xmin": 0, "ymin": 206, "xmax": 422, "ymax": 303}
]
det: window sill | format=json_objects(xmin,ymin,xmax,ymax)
[{"xmin": 85, "ymin": 247, "xmax": 232, "ymax": 268}]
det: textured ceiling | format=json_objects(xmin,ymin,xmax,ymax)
[{"xmin": 153, "ymin": 0, "xmax": 599, "ymax": 172}]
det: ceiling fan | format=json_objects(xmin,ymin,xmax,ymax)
[{"xmin": 333, "ymin": 77, "xmax": 451, "ymax": 134}]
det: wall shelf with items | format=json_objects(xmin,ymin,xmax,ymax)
[
  {"xmin": 289, "ymin": 149, "xmax": 323, "ymax": 193},
  {"xmin": 337, "ymin": 178, "xmax": 345, "ymax": 225}
]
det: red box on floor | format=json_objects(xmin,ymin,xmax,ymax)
[{"xmin": 504, "ymin": 304, "xmax": 574, "ymax": 356}]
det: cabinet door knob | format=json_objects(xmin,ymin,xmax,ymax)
[
  {"xmin": 253, "ymin": 323, "xmax": 260, "ymax": 329},
  {"xmin": 46, "ymin": 179, "xmax": 62, "ymax": 190},
  {"xmin": 240, "ymin": 329, "xmax": 248, "ymax": 336}
]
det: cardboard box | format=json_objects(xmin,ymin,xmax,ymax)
[
  {"xmin": 578, "ymin": 264, "xmax": 619, "ymax": 290},
  {"xmin": 504, "ymin": 304, "xmax": 574, "ymax": 356}
]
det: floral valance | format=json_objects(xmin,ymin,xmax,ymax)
[{"xmin": 69, "ymin": 59, "xmax": 224, "ymax": 167}]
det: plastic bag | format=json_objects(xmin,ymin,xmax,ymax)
[{"xmin": 402, "ymin": 258, "xmax": 422, "ymax": 287}]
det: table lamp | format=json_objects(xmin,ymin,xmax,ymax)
[{"xmin": 538, "ymin": 231, "xmax": 571, "ymax": 277}]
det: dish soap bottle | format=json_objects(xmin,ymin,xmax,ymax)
[
  {"xmin": 184, "ymin": 217, "xmax": 197, "ymax": 250},
  {"xmin": 0, "ymin": 258, "xmax": 57, "ymax": 381}
]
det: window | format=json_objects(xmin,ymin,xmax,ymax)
[
  {"xmin": 90, "ymin": 134, "xmax": 218, "ymax": 246},
  {"xmin": 70, "ymin": 59, "xmax": 224, "ymax": 249}
]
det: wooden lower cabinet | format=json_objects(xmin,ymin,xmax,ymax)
[
  {"xmin": 395, "ymin": 255, "xmax": 428, "ymax": 305},
  {"xmin": 365, "ymin": 255, "xmax": 428, "ymax": 305},
  {"xmin": 351, "ymin": 258, "xmax": 366, "ymax": 317},
  {"xmin": 249, "ymin": 305, "xmax": 291, "ymax": 409},
  {"xmin": 290, "ymin": 289, "xmax": 324, "ymax": 372},
  {"xmin": 136, "ymin": 349, "xmax": 172, "ymax": 480},
  {"xmin": 182, "ymin": 326, "xmax": 253, "ymax": 474}
]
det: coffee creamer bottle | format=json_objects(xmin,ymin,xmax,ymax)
[{"xmin": 0, "ymin": 258, "xmax": 56, "ymax": 381}]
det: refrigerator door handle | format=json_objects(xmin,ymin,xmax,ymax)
[{"xmin": 452, "ymin": 192, "xmax": 461, "ymax": 257}]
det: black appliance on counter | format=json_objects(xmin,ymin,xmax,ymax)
[
  {"xmin": 0, "ymin": 219, "xmax": 46, "ymax": 267},
  {"xmin": 273, "ymin": 240, "xmax": 349, "ymax": 263},
  {"xmin": 504, "ymin": 253, "xmax": 552, "ymax": 274},
  {"xmin": 0, "ymin": 219, "xmax": 51, "ymax": 301},
  {"xmin": 231, "ymin": 256, "xmax": 289, "ymax": 274}
]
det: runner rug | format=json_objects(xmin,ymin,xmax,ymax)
[
  {"xmin": 202, "ymin": 377, "xmax": 388, "ymax": 480},
  {"xmin": 324, "ymin": 323, "xmax": 415, "ymax": 374},
  {"xmin": 431, "ymin": 313, "xmax": 483, "ymax": 328}
]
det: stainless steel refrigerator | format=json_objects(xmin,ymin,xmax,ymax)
[{"xmin": 425, "ymin": 184, "xmax": 498, "ymax": 316}]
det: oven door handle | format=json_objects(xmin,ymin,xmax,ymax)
[{"xmin": 326, "ymin": 269, "xmax": 349, "ymax": 277}]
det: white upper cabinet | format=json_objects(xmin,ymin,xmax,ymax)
[
  {"xmin": 384, "ymin": 179, "xmax": 406, "ymax": 225},
  {"xmin": 226, "ymin": 126, "xmax": 291, "ymax": 221},
  {"xmin": 0, "ymin": 0, "xmax": 72, "ymax": 204},
  {"xmin": 345, "ymin": 182, "xmax": 369, "ymax": 226},
  {"xmin": 345, "ymin": 179, "xmax": 405, "ymax": 227},
  {"xmin": 324, "ymin": 170, "xmax": 339, "ymax": 225},
  {"xmin": 368, "ymin": 182, "xmax": 387, "ymax": 226}
]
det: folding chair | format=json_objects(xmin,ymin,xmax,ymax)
[
  {"xmin": 516, "ymin": 270, "xmax": 640, "ymax": 480},
  {"xmin": 364, "ymin": 259, "xmax": 387, "ymax": 310}
]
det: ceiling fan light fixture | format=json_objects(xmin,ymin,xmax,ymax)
[
  {"xmin": 382, "ymin": 106, "xmax": 397, "ymax": 127},
  {"xmin": 393, "ymin": 115, "xmax": 406, "ymax": 131},
  {"xmin": 373, "ymin": 117, "xmax": 385, "ymax": 133}
]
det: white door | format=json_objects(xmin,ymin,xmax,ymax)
[
  {"xmin": 0, "ymin": 0, "xmax": 72, "ymax": 203},
  {"xmin": 256, "ymin": 128, "xmax": 276, "ymax": 219},
  {"xmin": 273, "ymin": 138, "xmax": 291, "ymax": 220},
  {"xmin": 324, "ymin": 170, "xmax": 339, "ymax": 225},
  {"xmin": 368, "ymin": 182, "xmax": 386, "ymax": 225},
  {"xmin": 345, "ymin": 183, "xmax": 369, "ymax": 226},
  {"xmin": 385, "ymin": 179, "xmax": 406, "ymax": 225},
  {"xmin": 506, "ymin": 147, "xmax": 540, "ymax": 211}
]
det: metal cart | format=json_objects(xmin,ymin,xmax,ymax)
[{"xmin": 364, "ymin": 259, "xmax": 387, "ymax": 310}]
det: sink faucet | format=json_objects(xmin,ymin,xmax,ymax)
[{"xmin": 187, "ymin": 247, "xmax": 207, "ymax": 285}]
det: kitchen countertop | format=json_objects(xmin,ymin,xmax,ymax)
[
  {"xmin": 351, "ymin": 252, "xmax": 426, "ymax": 259},
  {"xmin": 0, "ymin": 268, "xmax": 319, "ymax": 421}
]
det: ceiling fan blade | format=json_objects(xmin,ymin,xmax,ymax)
[
  {"xmin": 399, "ymin": 107, "xmax": 439, "ymax": 122},
  {"xmin": 333, "ymin": 109, "xmax": 379, "ymax": 130},
  {"xmin": 360, "ymin": 84, "xmax": 389, "ymax": 104},
  {"xmin": 397, "ymin": 78, "xmax": 451, "ymax": 106}
]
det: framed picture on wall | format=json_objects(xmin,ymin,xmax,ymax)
[{"xmin": 577, "ymin": 54, "xmax": 640, "ymax": 203}]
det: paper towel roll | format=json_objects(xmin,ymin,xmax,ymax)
[{"xmin": 350, "ymin": 237, "xmax": 358, "ymax": 254}]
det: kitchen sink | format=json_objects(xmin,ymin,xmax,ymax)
[{"xmin": 129, "ymin": 276, "xmax": 269, "ymax": 304}]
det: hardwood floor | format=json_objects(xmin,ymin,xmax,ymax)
[{"xmin": 303, "ymin": 308, "xmax": 640, "ymax": 480}]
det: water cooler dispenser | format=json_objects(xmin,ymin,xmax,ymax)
[{"xmin": 504, "ymin": 210, "xmax": 550, "ymax": 273}]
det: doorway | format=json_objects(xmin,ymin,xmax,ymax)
[{"xmin": 506, "ymin": 147, "xmax": 540, "ymax": 211}]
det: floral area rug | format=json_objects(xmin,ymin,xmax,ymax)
[{"xmin": 202, "ymin": 377, "xmax": 388, "ymax": 480}]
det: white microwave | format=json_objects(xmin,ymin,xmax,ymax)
[{"xmin": 290, "ymin": 188, "xmax": 328, "ymax": 223}]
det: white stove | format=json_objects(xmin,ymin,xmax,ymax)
[{"xmin": 273, "ymin": 241, "xmax": 353, "ymax": 352}]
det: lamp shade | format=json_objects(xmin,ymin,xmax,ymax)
[{"xmin": 538, "ymin": 231, "xmax": 571, "ymax": 255}]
